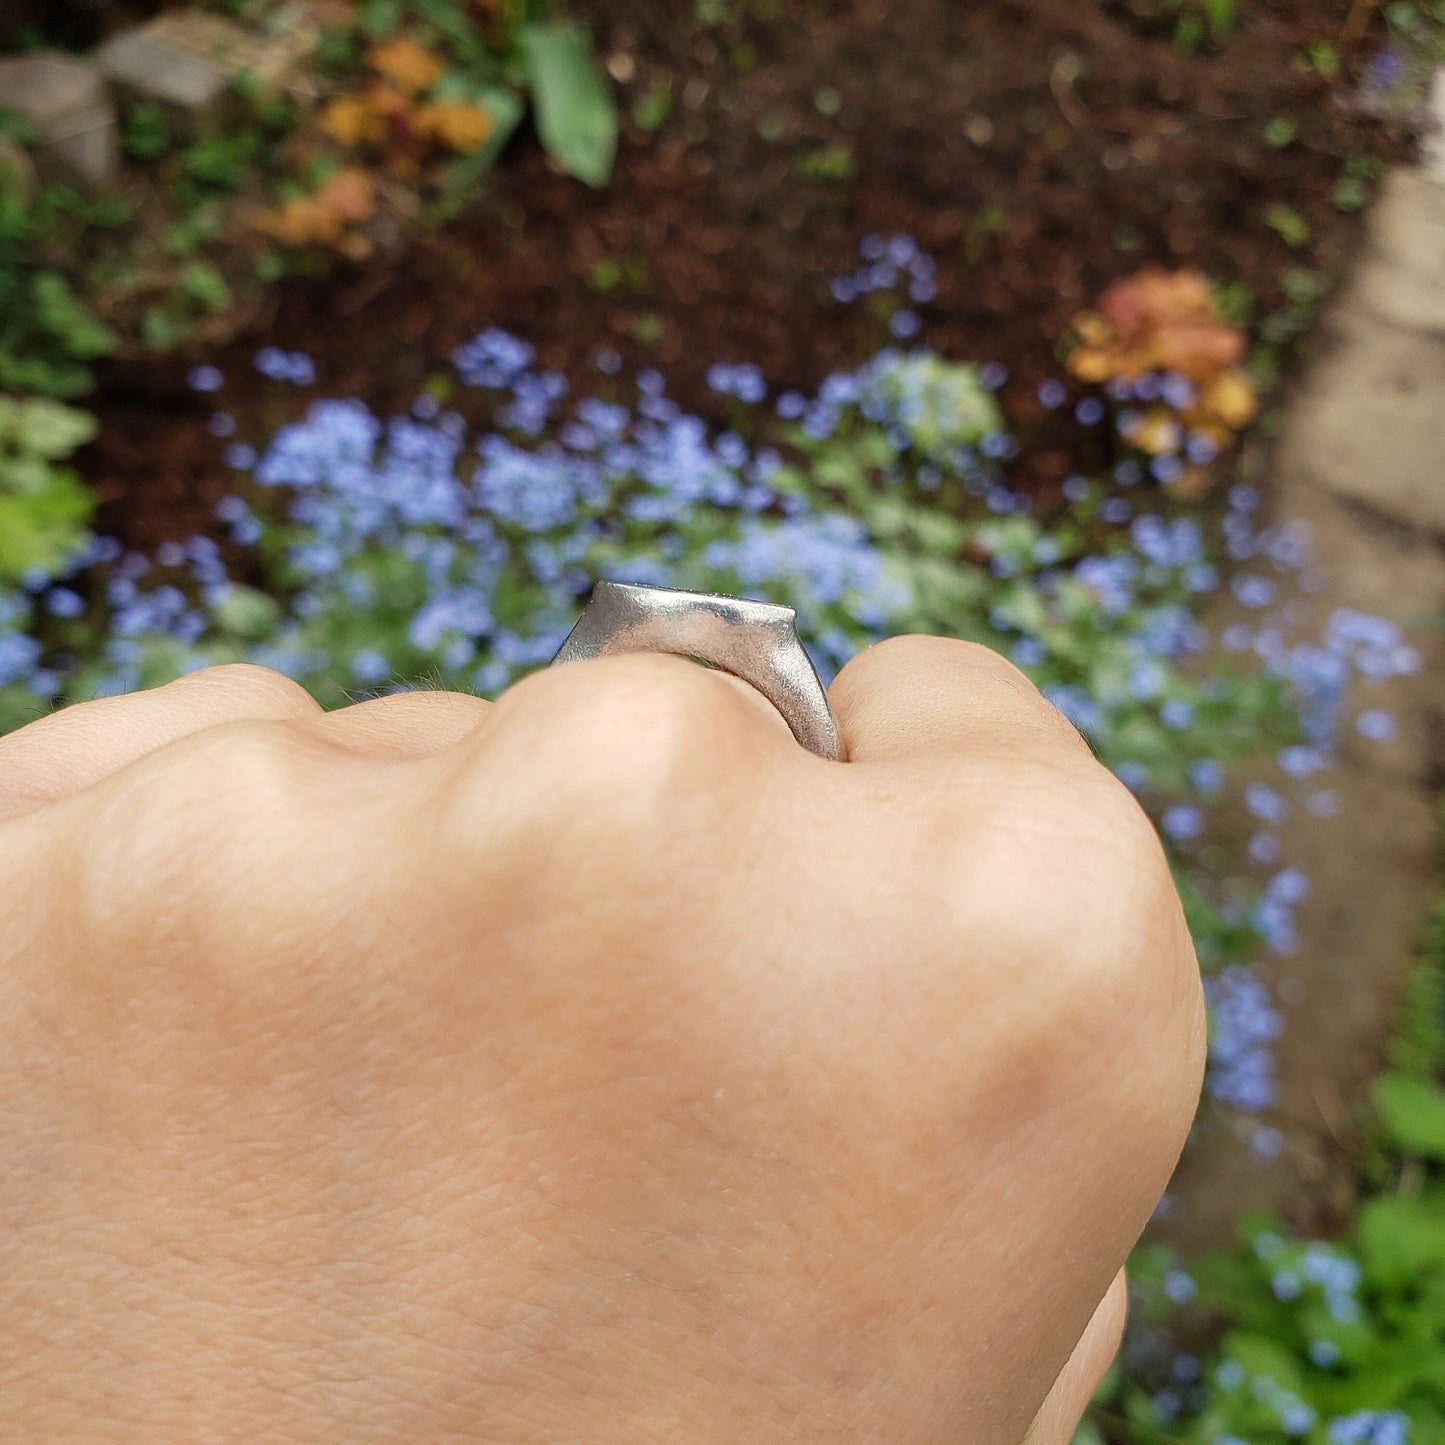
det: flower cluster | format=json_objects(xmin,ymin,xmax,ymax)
[
  {"xmin": 1066, "ymin": 267, "xmax": 1259, "ymax": 494},
  {"xmin": 1205, "ymin": 966, "xmax": 1286, "ymax": 1110},
  {"xmin": 829, "ymin": 232, "xmax": 937, "ymax": 341},
  {"xmin": 1117, "ymin": 1201, "xmax": 1438, "ymax": 1443}
]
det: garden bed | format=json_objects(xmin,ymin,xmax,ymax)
[{"xmin": 87, "ymin": 0, "xmax": 1422, "ymax": 552}]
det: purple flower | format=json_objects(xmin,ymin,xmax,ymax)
[
  {"xmin": 1365, "ymin": 45, "xmax": 1406, "ymax": 90},
  {"xmin": 889, "ymin": 310, "xmax": 923, "ymax": 340},
  {"xmin": 1162, "ymin": 804, "xmax": 1205, "ymax": 841},
  {"xmin": 1355, "ymin": 708, "xmax": 1398, "ymax": 742},
  {"xmin": 188, "ymin": 364, "xmax": 224, "ymax": 393}
]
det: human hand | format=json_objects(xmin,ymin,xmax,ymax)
[{"xmin": 0, "ymin": 640, "xmax": 1204, "ymax": 1442}]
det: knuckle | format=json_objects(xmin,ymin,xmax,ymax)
[
  {"xmin": 439, "ymin": 654, "xmax": 759, "ymax": 902},
  {"xmin": 165, "ymin": 663, "xmax": 322, "ymax": 719},
  {"xmin": 76, "ymin": 720, "xmax": 317, "ymax": 951},
  {"xmin": 1027, "ymin": 766, "xmax": 1204, "ymax": 1115},
  {"xmin": 948, "ymin": 758, "xmax": 1199, "ymax": 1074},
  {"xmin": 505, "ymin": 652, "xmax": 756, "ymax": 802},
  {"xmin": 836, "ymin": 634, "xmax": 1094, "ymax": 761}
]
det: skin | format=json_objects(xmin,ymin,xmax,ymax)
[{"xmin": 0, "ymin": 637, "xmax": 1205, "ymax": 1442}]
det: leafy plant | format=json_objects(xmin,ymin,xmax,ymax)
[
  {"xmin": 306, "ymin": 1, "xmax": 617, "ymax": 200},
  {"xmin": 0, "ymin": 396, "xmax": 97, "ymax": 585},
  {"xmin": 0, "ymin": 171, "xmax": 117, "ymax": 401},
  {"xmin": 1095, "ymin": 852, "xmax": 1445, "ymax": 1445}
]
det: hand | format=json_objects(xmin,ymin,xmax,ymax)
[{"xmin": 0, "ymin": 640, "xmax": 1204, "ymax": 1443}]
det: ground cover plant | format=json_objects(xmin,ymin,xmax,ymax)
[{"xmin": 1089, "ymin": 861, "xmax": 1445, "ymax": 1444}]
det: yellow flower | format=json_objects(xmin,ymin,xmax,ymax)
[
  {"xmin": 1066, "ymin": 347, "xmax": 1114, "ymax": 384},
  {"xmin": 1071, "ymin": 312, "xmax": 1113, "ymax": 348},
  {"xmin": 1205, "ymin": 370, "xmax": 1258, "ymax": 430},
  {"xmin": 414, "ymin": 101, "xmax": 495, "ymax": 154},
  {"xmin": 367, "ymin": 36, "xmax": 445, "ymax": 95},
  {"xmin": 320, "ymin": 95, "xmax": 385, "ymax": 147},
  {"xmin": 1133, "ymin": 408, "xmax": 1183, "ymax": 457}
]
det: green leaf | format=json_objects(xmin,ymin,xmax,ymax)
[
  {"xmin": 1358, "ymin": 1192, "xmax": 1445, "ymax": 1290},
  {"xmin": 1375, "ymin": 1073, "xmax": 1445, "ymax": 1159},
  {"xmin": 432, "ymin": 82, "xmax": 525, "ymax": 186},
  {"xmin": 0, "ymin": 466, "xmax": 95, "ymax": 583},
  {"xmin": 6, "ymin": 398, "xmax": 98, "ymax": 460},
  {"xmin": 179, "ymin": 261, "xmax": 232, "ymax": 314},
  {"xmin": 1220, "ymin": 1332, "xmax": 1309, "ymax": 1394},
  {"xmin": 517, "ymin": 23, "xmax": 618, "ymax": 188},
  {"xmin": 30, "ymin": 271, "xmax": 117, "ymax": 361},
  {"xmin": 1205, "ymin": 0, "xmax": 1236, "ymax": 35},
  {"xmin": 0, "ymin": 454, "xmax": 50, "ymax": 495},
  {"xmin": 211, "ymin": 584, "xmax": 282, "ymax": 641}
]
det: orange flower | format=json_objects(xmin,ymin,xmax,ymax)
[
  {"xmin": 254, "ymin": 167, "xmax": 376, "ymax": 256},
  {"xmin": 320, "ymin": 95, "xmax": 385, "ymax": 147},
  {"xmin": 413, "ymin": 101, "xmax": 494, "ymax": 154},
  {"xmin": 1072, "ymin": 267, "xmax": 1249, "ymax": 385},
  {"xmin": 367, "ymin": 36, "xmax": 445, "ymax": 95},
  {"xmin": 1203, "ymin": 370, "xmax": 1258, "ymax": 429}
]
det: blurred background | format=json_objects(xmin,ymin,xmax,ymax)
[{"xmin": 1, "ymin": 0, "xmax": 1443, "ymax": 1436}]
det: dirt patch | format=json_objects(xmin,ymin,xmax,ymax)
[{"xmin": 87, "ymin": 0, "xmax": 1407, "ymax": 550}]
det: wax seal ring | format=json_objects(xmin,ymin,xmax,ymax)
[{"xmin": 551, "ymin": 580, "xmax": 847, "ymax": 762}]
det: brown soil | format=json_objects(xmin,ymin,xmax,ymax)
[{"xmin": 87, "ymin": 0, "xmax": 1407, "ymax": 551}]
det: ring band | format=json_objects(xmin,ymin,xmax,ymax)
[{"xmin": 551, "ymin": 581, "xmax": 848, "ymax": 762}]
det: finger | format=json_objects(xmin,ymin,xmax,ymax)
[
  {"xmin": 1023, "ymin": 1271, "xmax": 1128, "ymax": 1445},
  {"xmin": 484, "ymin": 651, "xmax": 800, "ymax": 762},
  {"xmin": 0, "ymin": 664, "xmax": 322, "ymax": 820},
  {"xmin": 300, "ymin": 687, "xmax": 492, "ymax": 759},
  {"xmin": 828, "ymin": 635, "xmax": 1094, "ymax": 766}
]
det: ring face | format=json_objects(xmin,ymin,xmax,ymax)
[{"xmin": 551, "ymin": 581, "xmax": 847, "ymax": 762}]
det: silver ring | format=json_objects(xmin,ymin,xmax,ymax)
[{"xmin": 550, "ymin": 581, "xmax": 848, "ymax": 762}]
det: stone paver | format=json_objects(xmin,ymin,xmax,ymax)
[
  {"xmin": 1424, "ymin": 67, "xmax": 1445, "ymax": 184},
  {"xmin": 97, "ymin": 10, "xmax": 317, "ymax": 136},
  {"xmin": 1162, "ymin": 165, "xmax": 1445, "ymax": 1249},
  {"xmin": 0, "ymin": 52, "xmax": 118, "ymax": 189},
  {"xmin": 1274, "ymin": 307, "xmax": 1445, "ymax": 537},
  {"xmin": 1344, "ymin": 169, "xmax": 1445, "ymax": 336},
  {"xmin": 1164, "ymin": 480, "xmax": 1445, "ymax": 1248}
]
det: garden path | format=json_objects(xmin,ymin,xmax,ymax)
[{"xmin": 1164, "ymin": 158, "xmax": 1445, "ymax": 1249}]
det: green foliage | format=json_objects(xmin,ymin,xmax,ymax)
[
  {"xmin": 0, "ymin": 396, "xmax": 97, "ymax": 586},
  {"xmin": 1393, "ymin": 887, "xmax": 1445, "ymax": 1081},
  {"xmin": 1376, "ymin": 1073, "xmax": 1445, "ymax": 1159},
  {"xmin": 121, "ymin": 102, "xmax": 173, "ymax": 162},
  {"xmin": 631, "ymin": 80, "xmax": 674, "ymax": 132},
  {"xmin": 1098, "ymin": 873, "xmax": 1445, "ymax": 1445},
  {"xmin": 0, "ymin": 172, "xmax": 117, "ymax": 402},
  {"xmin": 793, "ymin": 142, "xmax": 859, "ymax": 182},
  {"xmin": 1123, "ymin": 0, "xmax": 1237, "ymax": 50},
  {"xmin": 516, "ymin": 22, "xmax": 619, "ymax": 187},
  {"xmin": 323, "ymin": 0, "xmax": 617, "ymax": 186},
  {"xmin": 1264, "ymin": 203, "xmax": 1312, "ymax": 248}
]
